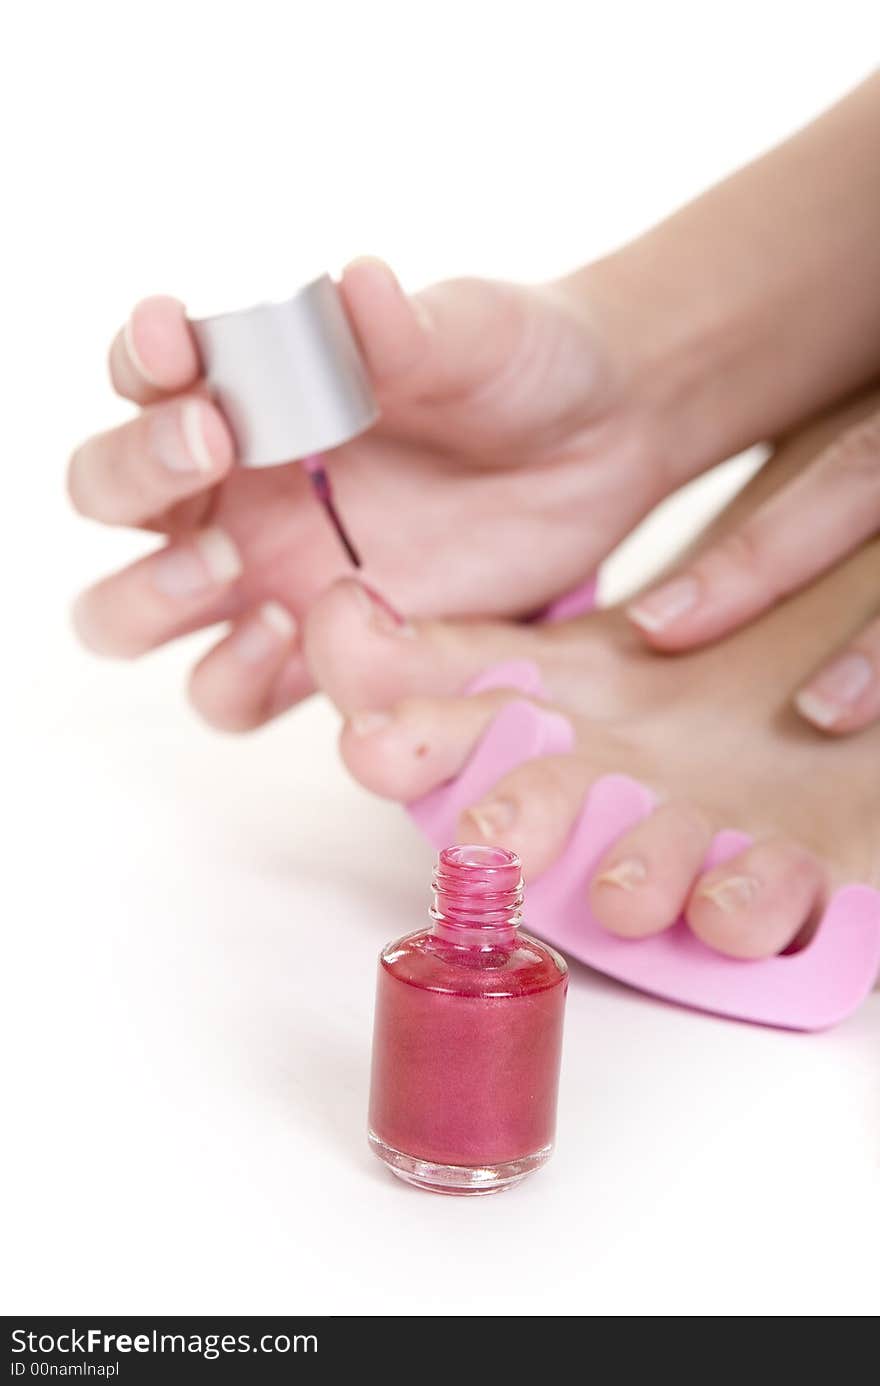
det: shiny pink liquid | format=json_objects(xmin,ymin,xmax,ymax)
[{"xmin": 368, "ymin": 846, "xmax": 567, "ymax": 1193}]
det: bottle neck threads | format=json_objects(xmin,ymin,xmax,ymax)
[{"xmin": 430, "ymin": 845, "xmax": 524, "ymax": 946}]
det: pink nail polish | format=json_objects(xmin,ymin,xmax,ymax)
[
  {"xmin": 357, "ymin": 579, "xmax": 413, "ymax": 635},
  {"xmin": 368, "ymin": 845, "xmax": 568, "ymax": 1195}
]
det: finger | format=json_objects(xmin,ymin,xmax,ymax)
[
  {"xmin": 588, "ymin": 800, "xmax": 713, "ymax": 938},
  {"xmin": 109, "ymin": 296, "xmax": 202, "ymax": 405},
  {"xmin": 188, "ymin": 602, "xmax": 303, "ymax": 731},
  {"xmin": 72, "ymin": 526, "xmax": 243, "ymax": 658},
  {"xmin": 68, "ymin": 396, "xmax": 234, "ymax": 527},
  {"xmin": 795, "ymin": 619, "xmax": 880, "ymax": 733},
  {"xmin": 340, "ymin": 257, "xmax": 522, "ymax": 402},
  {"xmin": 339, "ymin": 257, "xmax": 432, "ymax": 386},
  {"xmin": 264, "ymin": 650, "xmax": 316, "ymax": 720},
  {"xmin": 686, "ymin": 838, "xmax": 827, "ymax": 959},
  {"xmin": 627, "ymin": 409, "xmax": 880, "ymax": 650}
]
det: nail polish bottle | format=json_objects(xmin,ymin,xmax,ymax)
[{"xmin": 368, "ymin": 845, "xmax": 568, "ymax": 1195}]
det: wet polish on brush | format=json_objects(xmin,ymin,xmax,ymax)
[
  {"xmin": 357, "ymin": 578, "xmax": 408, "ymax": 629},
  {"xmin": 368, "ymin": 845, "xmax": 568, "ymax": 1195},
  {"xmin": 301, "ymin": 454, "xmax": 361, "ymax": 568}
]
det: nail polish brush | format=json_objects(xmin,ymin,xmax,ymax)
[
  {"xmin": 191, "ymin": 275, "xmax": 378, "ymax": 568},
  {"xmin": 301, "ymin": 454, "xmax": 361, "ymax": 567}
]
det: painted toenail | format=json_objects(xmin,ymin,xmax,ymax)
[
  {"xmin": 353, "ymin": 580, "xmax": 416, "ymax": 638},
  {"xmin": 795, "ymin": 653, "xmax": 873, "ymax": 728},
  {"xmin": 627, "ymin": 576, "xmax": 700, "ymax": 632},
  {"xmin": 595, "ymin": 857, "xmax": 648, "ymax": 890},
  {"xmin": 464, "ymin": 798, "xmax": 517, "ymax": 840},
  {"xmin": 699, "ymin": 874, "xmax": 759, "ymax": 912},
  {"xmin": 350, "ymin": 710, "xmax": 393, "ymax": 737}
]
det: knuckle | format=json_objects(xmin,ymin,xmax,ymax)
[
  {"xmin": 697, "ymin": 524, "xmax": 771, "ymax": 586},
  {"xmin": 825, "ymin": 414, "xmax": 880, "ymax": 485}
]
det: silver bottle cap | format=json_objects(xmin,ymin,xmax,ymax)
[{"xmin": 191, "ymin": 274, "xmax": 379, "ymax": 467}]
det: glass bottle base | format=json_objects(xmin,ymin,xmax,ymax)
[{"xmin": 368, "ymin": 1131, "xmax": 552, "ymax": 1196}]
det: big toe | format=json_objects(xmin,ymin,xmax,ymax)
[
  {"xmin": 340, "ymin": 689, "xmax": 520, "ymax": 801},
  {"xmin": 303, "ymin": 577, "xmax": 533, "ymax": 713}
]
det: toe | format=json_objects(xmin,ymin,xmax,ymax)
[
  {"xmin": 686, "ymin": 837, "xmax": 828, "ymax": 959},
  {"xmin": 340, "ymin": 690, "xmax": 516, "ymax": 801},
  {"xmin": 302, "ymin": 577, "xmax": 537, "ymax": 713},
  {"xmin": 588, "ymin": 800, "xmax": 713, "ymax": 937},
  {"xmin": 458, "ymin": 754, "xmax": 594, "ymax": 879}
]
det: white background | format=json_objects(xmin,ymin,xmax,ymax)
[{"xmin": 2, "ymin": 1, "xmax": 878, "ymax": 1316}]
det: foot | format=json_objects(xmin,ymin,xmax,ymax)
[{"xmin": 302, "ymin": 392, "xmax": 880, "ymax": 959}]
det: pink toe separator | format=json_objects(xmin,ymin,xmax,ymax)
[{"xmin": 408, "ymin": 653, "xmax": 880, "ymax": 1032}]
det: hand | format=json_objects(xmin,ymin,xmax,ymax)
[
  {"xmin": 627, "ymin": 395, "xmax": 880, "ymax": 734},
  {"xmin": 69, "ymin": 258, "xmax": 668, "ymax": 730}
]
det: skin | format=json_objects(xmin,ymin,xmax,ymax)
[
  {"xmin": 70, "ymin": 263, "xmax": 658, "ymax": 723},
  {"xmin": 628, "ymin": 404, "xmax": 880, "ymax": 734},
  {"xmin": 70, "ymin": 76, "xmax": 880, "ymax": 732},
  {"xmin": 66, "ymin": 80, "xmax": 880, "ymax": 960},
  {"xmin": 303, "ymin": 389, "xmax": 880, "ymax": 960},
  {"xmin": 619, "ymin": 72, "xmax": 880, "ymax": 727}
]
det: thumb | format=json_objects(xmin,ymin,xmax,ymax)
[{"xmin": 339, "ymin": 256, "xmax": 523, "ymax": 401}]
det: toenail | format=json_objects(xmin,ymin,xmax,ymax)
[
  {"xmin": 627, "ymin": 576, "xmax": 700, "ymax": 633},
  {"xmin": 353, "ymin": 580, "xmax": 416, "ymax": 638},
  {"xmin": 350, "ymin": 710, "xmax": 393, "ymax": 737},
  {"xmin": 698, "ymin": 874, "xmax": 759, "ymax": 912},
  {"xmin": 464, "ymin": 797, "xmax": 517, "ymax": 841},
  {"xmin": 595, "ymin": 857, "xmax": 648, "ymax": 891},
  {"xmin": 795, "ymin": 652, "xmax": 873, "ymax": 728}
]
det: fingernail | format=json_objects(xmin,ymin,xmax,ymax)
[
  {"xmin": 180, "ymin": 401, "xmax": 217, "ymax": 470},
  {"xmin": 795, "ymin": 653, "xmax": 873, "ymax": 728},
  {"xmin": 627, "ymin": 576, "xmax": 700, "ymax": 633},
  {"xmin": 699, "ymin": 874, "xmax": 759, "ymax": 912},
  {"xmin": 232, "ymin": 602, "xmax": 296, "ymax": 664},
  {"xmin": 347, "ymin": 253, "xmax": 398, "ymax": 280},
  {"xmin": 350, "ymin": 710, "xmax": 393, "ymax": 737},
  {"xmin": 595, "ymin": 857, "xmax": 648, "ymax": 891},
  {"xmin": 152, "ymin": 527, "xmax": 242, "ymax": 598},
  {"xmin": 123, "ymin": 313, "xmax": 163, "ymax": 388},
  {"xmin": 151, "ymin": 401, "xmax": 216, "ymax": 474},
  {"xmin": 354, "ymin": 581, "xmax": 416, "ymax": 637},
  {"xmin": 464, "ymin": 797, "xmax": 518, "ymax": 840}
]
